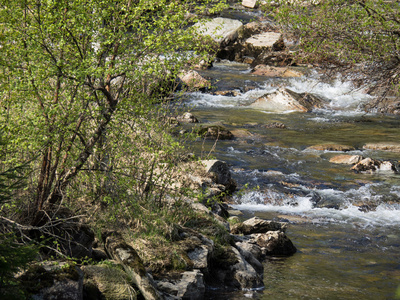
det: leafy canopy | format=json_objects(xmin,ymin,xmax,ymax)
[{"xmin": 0, "ymin": 0, "xmax": 221, "ymax": 224}]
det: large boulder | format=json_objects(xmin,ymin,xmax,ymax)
[
  {"xmin": 230, "ymin": 247, "xmax": 263, "ymax": 289},
  {"xmin": 253, "ymin": 231, "xmax": 297, "ymax": 256},
  {"xmin": 178, "ymin": 70, "xmax": 211, "ymax": 90},
  {"xmin": 193, "ymin": 17, "xmax": 243, "ymax": 48},
  {"xmin": 176, "ymin": 270, "xmax": 205, "ymax": 300},
  {"xmin": 201, "ymin": 159, "xmax": 237, "ymax": 194},
  {"xmin": 250, "ymin": 88, "xmax": 326, "ymax": 112}
]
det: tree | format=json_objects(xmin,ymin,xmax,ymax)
[
  {"xmin": 0, "ymin": 0, "xmax": 220, "ymax": 226},
  {"xmin": 268, "ymin": 0, "xmax": 400, "ymax": 97}
]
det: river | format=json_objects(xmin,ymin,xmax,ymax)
[{"xmin": 182, "ymin": 60, "xmax": 400, "ymax": 299}]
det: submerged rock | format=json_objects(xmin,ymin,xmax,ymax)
[
  {"xmin": 306, "ymin": 144, "xmax": 355, "ymax": 152},
  {"xmin": 197, "ymin": 125, "xmax": 234, "ymax": 140}
]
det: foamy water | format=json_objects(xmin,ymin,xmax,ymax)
[
  {"xmin": 232, "ymin": 187, "xmax": 400, "ymax": 227},
  {"xmin": 185, "ymin": 70, "xmax": 374, "ymax": 115}
]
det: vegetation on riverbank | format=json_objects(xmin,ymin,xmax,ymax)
[
  {"xmin": 0, "ymin": 0, "xmax": 228, "ymax": 297},
  {"xmin": 266, "ymin": 0, "xmax": 400, "ymax": 98}
]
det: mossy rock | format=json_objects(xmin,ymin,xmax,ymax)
[
  {"xmin": 82, "ymin": 263, "xmax": 138, "ymax": 300},
  {"xmin": 211, "ymin": 244, "xmax": 238, "ymax": 270}
]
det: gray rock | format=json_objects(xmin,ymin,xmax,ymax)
[
  {"xmin": 230, "ymin": 247, "xmax": 263, "ymax": 289},
  {"xmin": 250, "ymin": 88, "xmax": 326, "ymax": 112},
  {"xmin": 21, "ymin": 262, "xmax": 84, "ymax": 300},
  {"xmin": 157, "ymin": 280, "xmax": 179, "ymax": 296},
  {"xmin": 245, "ymin": 32, "xmax": 284, "ymax": 51},
  {"xmin": 235, "ymin": 241, "xmax": 263, "ymax": 261},
  {"xmin": 242, "ymin": 0, "xmax": 258, "ymax": 8},
  {"xmin": 351, "ymin": 157, "xmax": 399, "ymax": 174},
  {"xmin": 231, "ymin": 216, "xmax": 286, "ymax": 235},
  {"xmin": 105, "ymin": 235, "xmax": 164, "ymax": 300},
  {"xmin": 187, "ymin": 245, "xmax": 210, "ymax": 269},
  {"xmin": 201, "ymin": 160, "xmax": 236, "ymax": 193},
  {"xmin": 177, "ymin": 270, "xmax": 205, "ymax": 300},
  {"xmin": 253, "ymin": 231, "xmax": 297, "ymax": 256},
  {"xmin": 235, "ymin": 242, "xmax": 263, "ymax": 273},
  {"xmin": 178, "ymin": 71, "xmax": 210, "ymax": 90},
  {"xmin": 193, "ymin": 18, "xmax": 243, "ymax": 47},
  {"xmin": 176, "ymin": 112, "xmax": 199, "ymax": 123}
]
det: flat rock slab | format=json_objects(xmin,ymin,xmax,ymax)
[
  {"xmin": 329, "ymin": 155, "xmax": 363, "ymax": 165},
  {"xmin": 231, "ymin": 216, "xmax": 286, "ymax": 235},
  {"xmin": 193, "ymin": 17, "xmax": 243, "ymax": 46},
  {"xmin": 242, "ymin": 0, "xmax": 258, "ymax": 8},
  {"xmin": 252, "ymin": 65, "xmax": 303, "ymax": 77},
  {"xmin": 245, "ymin": 32, "xmax": 283, "ymax": 49},
  {"xmin": 363, "ymin": 142, "xmax": 400, "ymax": 153},
  {"xmin": 306, "ymin": 144, "xmax": 355, "ymax": 152}
]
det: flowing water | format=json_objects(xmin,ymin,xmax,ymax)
[{"xmin": 183, "ymin": 60, "xmax": 400, "ymax": 299}]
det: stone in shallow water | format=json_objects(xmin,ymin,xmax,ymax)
[
  {"xmin": 231, "ymin": 216, "xmax": 287, "ymax": 234},
  {"xmin": 306, "ymin": 144, "xmax": 355, "ymax": 152},
  {"xmin": 329, "ymin": 154, "xmax": 363, "ymax": 165},
  {"xmin": 363, "ymin": 142, "xmax": 400, "ymax": 153}
]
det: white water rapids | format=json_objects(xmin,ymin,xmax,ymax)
[{"xmin": 186, "ymin": 61, "xmax": 400, "ymax": 229}]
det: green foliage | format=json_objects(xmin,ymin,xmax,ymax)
[
  {"xmin": 0, "ymin": 0, "xmax": 224, "ymax": 225},
  {"xmin": 0, "ymin": 134, "xmax": 38, "ymax": 299},
  {"xmin": 0, "ymin": 233, "xmax": 38, "ymax": 299},
  {"xmin": 268, "ymin": 0, "xmax": 400, "ymax": 93}
]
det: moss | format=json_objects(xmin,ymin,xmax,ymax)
[
  {"xmin": 211, "ymin": 244, "xmax": 238, "ymax": 270},
  {"xmin": 19, "ymin": 265, "xmax": 54, "ymax": 294},
  {"xmin": 83, "ymin": 263, "xmax": 138, "ymax": 300}
]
